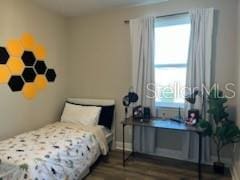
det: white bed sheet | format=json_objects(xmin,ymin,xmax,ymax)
[
  {"xmin": 79, "ymin": 126, "xmax": 113, "ymax": 179},
  {"xmin": 0, "ymin": 122, "xmax": 108, "ymax": 180}
]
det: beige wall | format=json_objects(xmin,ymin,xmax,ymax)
[
  {"xmin": 0, "ymin": 0, "xmax": 67, "ymax": 140},
  {"xmin": 67, "ymin": 0, "xmax": 238, "ymax": 148}
]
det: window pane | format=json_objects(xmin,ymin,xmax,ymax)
[
  {"xmin": 155, "ymin": 24, "xmax": 190, "ymax": 65},
  {"xmin": 154, "ymin": 15, "xmax": 190, "ymax": 107},
  {"xmin": 155, "ymin": 67, "xmax": 186, "ymax": 104}
]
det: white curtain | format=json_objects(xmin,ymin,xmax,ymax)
[
  {"xmin": 184, "ymin": 8, "xmax": 215, "ymax": 162},
  {"xmin": 130, "ymin": 16, "xmax": 156, "ymax": 153}
]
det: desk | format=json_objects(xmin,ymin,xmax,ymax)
[{"xmin": 122, "ymin": 117, "xmax": 203, "ymax": 180}]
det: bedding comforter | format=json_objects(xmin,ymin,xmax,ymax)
[{"xmin": 0, "ymin": 122, "xmax": 108, "ymax": 180}]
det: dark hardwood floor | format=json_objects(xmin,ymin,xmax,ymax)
[{"xmin": 85, "ymin": 150, "xmax": 231, "ymax": 180}]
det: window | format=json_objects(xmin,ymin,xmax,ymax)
[{"xmin": 154, "ymin": 14, "xmax": 191, "ymax": 108}]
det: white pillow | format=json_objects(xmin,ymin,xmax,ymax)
[{"xmin": 61, "ymin": 103, "xmax": 101, "ymax": 126}]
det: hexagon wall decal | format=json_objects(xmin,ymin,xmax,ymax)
[
  {"xmin": 0, "ymin": 65, "xmax": 11, "ymax": 84},
  {"xmin": 34, "ymin": 61, "xmax": 47, "ymax": 74},
  {"xmin": 22, "ymin": 51, "xmax": 36, "ymax": 66},
  {"xmin": 35, "ymin": 75, "xmax": 48, "ymax": 90},
  {"xmin": 0, "ymin": 33, "xmax": 57, "ymax": 100},
  {"xmin": 34, "ymin": 44, "xmax": 46, "ymax": 60},
  {"xmin": 22, "ymin": 67, "xmax": 36, "ymax": 82},
  {"xmin": 7, "ymin": 57, "xmax": 25, "ymax": 75},
  {"xmin": 8, "ymin": 76, "xmax": 24, "ymax": 91},
  {"xmin": 46, "ymin": 69, "xmax": 56, "ymax": 82},
  {"xmin": 23, "ymin": 83, "xmax": 37, "ymax": 100},
  {"xmin": 21, "ymin": 33, "xmax": 35, "ymax": 50},
  {"xmin": 0, "ymin": 47, "xmax": 10, "ymax": 64},
  {"xmin": 7, "ymin": 40, "xmax": 24, "ymax": 57}
]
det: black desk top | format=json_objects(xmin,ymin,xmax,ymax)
[{"xmin": 122, "ymin": 117, "xmax": 202, "ymax": 133}]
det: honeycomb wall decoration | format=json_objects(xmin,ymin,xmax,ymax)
[{"xmin": 0, "ymin": 33, "xmax": 56, "ymax": 100}]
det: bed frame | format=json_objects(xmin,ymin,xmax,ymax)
[{"xmin": 67, "ymin": 98, "xmax": 116, "ymax": 149}]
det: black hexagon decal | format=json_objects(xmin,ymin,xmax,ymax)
[
  {"xmin": 46, "ymin": 69, "xmax": 56, "ymax": 82},
  {"xmin": 21, "ymin": 51, "xmax": 36, "ymax": 66},
  {"xmin": 22, "ymin": 68, "xmax": 36, "ymax": 82},
  {"xmin": 8, "ymin": 76, "xmax": 24, "ymax": 92},
  {"xmin": 34, "ymin": 61, "xmax": 47, "ymax": 74},
  {"xmin": 0, "ymin": 47, "xmax": 10, "ymax": 64}
]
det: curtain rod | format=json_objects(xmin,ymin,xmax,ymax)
[{"xmin": 124, "ymin": 11, "xmax": 188, "ymax": 24}]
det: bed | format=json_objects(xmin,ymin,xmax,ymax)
[{"xmin": 0, "ymin": 98, "xmax": 115, "ymax": 180}]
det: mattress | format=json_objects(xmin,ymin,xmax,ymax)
[
  {"xmin": 0, "ymin": 122, "xmax": 108, "ymax": 180},
  {"xmin": 73, "ymin": 126, "xmax": 113, "ymax": 180}
]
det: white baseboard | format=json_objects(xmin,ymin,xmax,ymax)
[
  {"xmin": 115, "ymin": 141, "xmax": 232, "ymax": 167},
  {"xmin": 116, "ymin": 141, "xmax": 132, "ymax": 151},
  {"xmin": 116, "ymin": 141, "xmax": 183, "ymax": 160},
  {"xmin": 155, "ymin": 147, "xmax": 184, "ymax": 160},
  {"xmin": 116, "ymin": 141, "xmax": 186, "ymax": 160}
]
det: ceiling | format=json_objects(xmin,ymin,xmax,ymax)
[{"xmin": 32, "ymin": 0, "xmax": 168, "ymax": 17}]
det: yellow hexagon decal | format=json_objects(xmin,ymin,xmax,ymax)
[
  {"xmin": 23, "ymin": 83, "xmax": 37, "ymax": 100},
  {"xmin": 34, "ymin": 75, "xmax": 48, "ymax": 90},
  {"xmin": 21, "ymin": 33, "xmax": 35, "ymax": 51},
  {"xmin": 6, "ymin": 40, "xmax": 24, "ymax": 57},
  {"xmin": 34, "ymin": 44, "xmax": 46, "ymax": 60},
  {"xmin": 0, "ymin": 65, "xmax": 11, "ymax": 84},
  {"xmin": 7, "ymin": 57, "xmax": 25, "ymax": 75}
]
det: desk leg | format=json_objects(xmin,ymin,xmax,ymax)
[
  {"xmin": 123, "ymin": 124, "xmax": 125, "ymax": 167},
  {"xmin": 198, "ymin": 133, "xmax": 202, "ymax": 180},
  {"xmin": 132, "ymin": 125, "xmax": 135, "ymax": 157}
]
